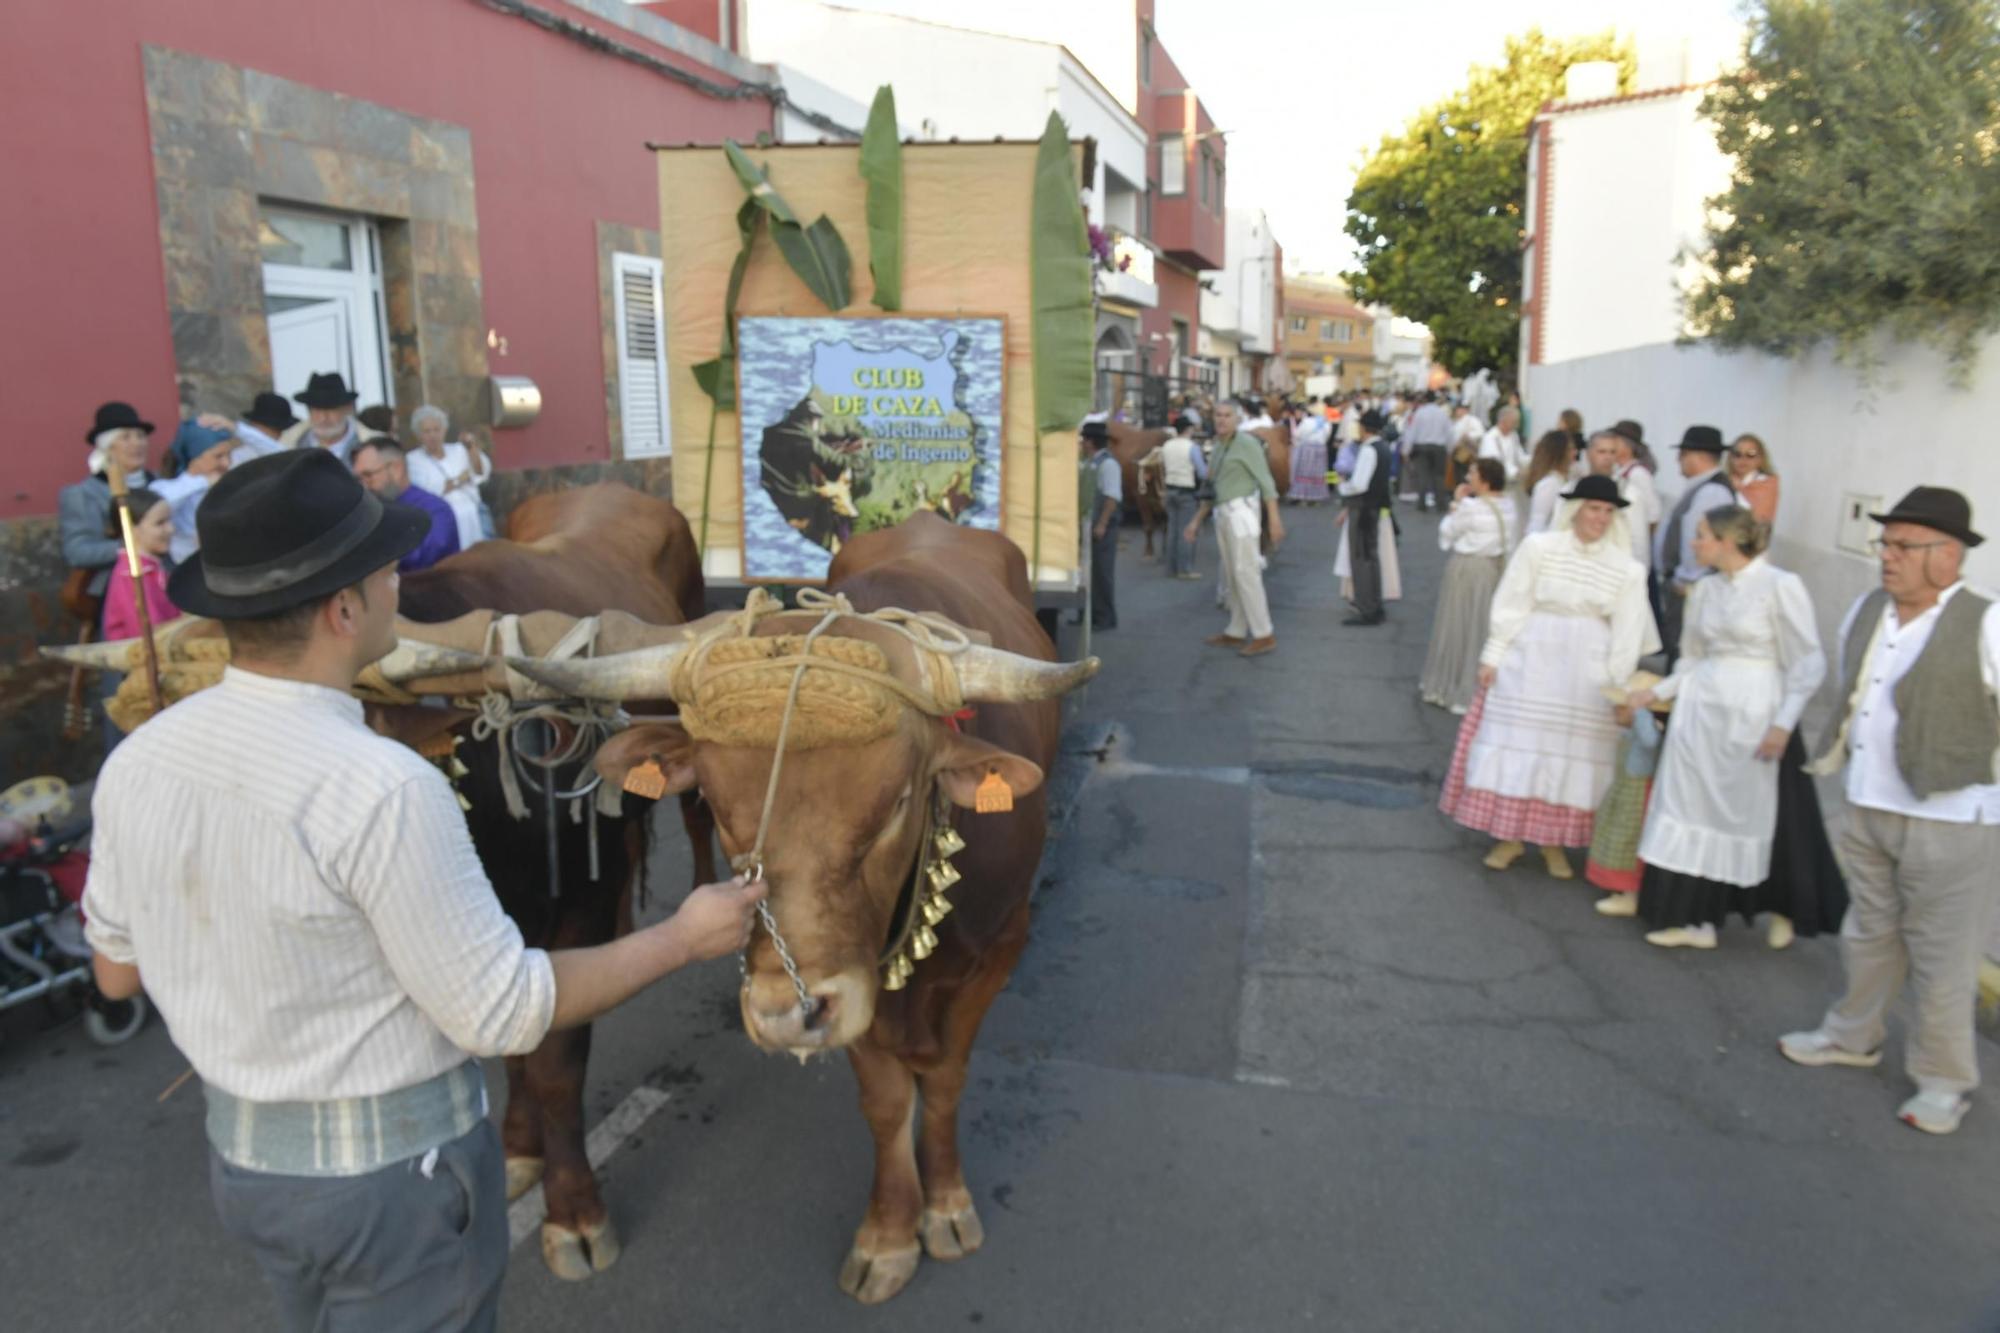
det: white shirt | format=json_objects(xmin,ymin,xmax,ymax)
[
  {"xmin": 407, "ymin": 442, "xmax": 492, "ymax": 551},
  {"xmin": 1481, "ymin": 528, "xmax": 1657, "ymax": 682},
  {"xmin": 1451, "ymin": 414, "xmax": 1484, "ymax": 450},
  {"xmin": 1651, "ymin": 557, "xmax": 1825, "ymax": 731},
  {"xmin": 1477, "ymin": 428, "xmax": 1525, "ymax": 482},
  {"xmin": 1615, "ymin": 462, "xmax": 1660, "ymax": 567},
  {"xmin": 1338, "ymin": 439, "xmax": 1379, "ymax": 498},
  {"xmin": 1439, "ymin": 493, "xmax": 1510, "ymax": 556},
  {"xmin": 1525, "ymin": 471, "xmax": 1567, "ymax": 536},
  {"xmin": 84, "ymin": 667, "xmax": 556, "ymax": 1101},
  {"xmin": 1838, "ymin": 584, "xmax": 2000, "ymax": 823}
]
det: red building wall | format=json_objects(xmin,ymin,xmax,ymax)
[
  {"xmin": 1141, "ymin": 263, "xmax": 1203, "ymax": 377},
  {"xmin": 0, "ymin": 0, "xmax": 768, "ymax": 522}
]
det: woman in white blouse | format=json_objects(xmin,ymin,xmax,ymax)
[
  {"xmin": 1522, "ymin": 429, "xmax": 1577, "ymax": 537},
  {"xmin": 1626, "ymin": 507, "xmax": 1846, "ymax": 949},
  {"xmin": 1440, "ymin": 474, "xmax": 1661, "ymax": 879},
  {"xmin": 405, "ymin": 405, "xmax": 492, "ymax": 550},
  {"xmin": 1420, "ymin": 457, "xmax": 1511, "ymax": 714}
]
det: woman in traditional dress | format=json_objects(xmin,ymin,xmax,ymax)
[
  {"xmin": 1439, "ymin": 474, "xmax": 1660, "ymax": 879},
  {"xmin": 1288, "ymin": 403, "xmax": 1330, "ymax": 505},
  {"xmin": 1627, "ymin": 506, "xmax": 1843, "ymax": 948},
  {"xmin": 1420, "ymin": 457, "xmax": 1510, "ymax": 714},
  {"xmin": 1522, "ymin": 429, "xmax": 1577, "ymax": 537},
  {"xmin": 405, "ymin": 404, "xmax": 493, "ymax": 549}
]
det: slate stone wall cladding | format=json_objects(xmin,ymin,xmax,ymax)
[
  {"xmin": 595, "ymin": 222, "xmax": 664, "ymax": 459},
  {"xmin": 142, "ymin": 45, "xmax": 488, "ymax": 432}
]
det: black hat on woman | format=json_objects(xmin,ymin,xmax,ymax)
[{"xmin": 1561, "ymin": 474, "xmax": 1631, "ymax": 508}]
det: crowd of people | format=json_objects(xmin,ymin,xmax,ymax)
[
  {"xmin": 58, "ymin": 373, "xmax": 492, "ymax": 745},
  {"xmin": 1087, "ymin": 386, "xmax": 1997, "ymax": 1139}
]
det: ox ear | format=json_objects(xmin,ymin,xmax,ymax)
[
  {"xmin": 595, "ymin": 722, "xmax": 698, "ymax": 797},
  {"xmin": 932, "ymin": 727, "xmax": 1044, "ymax": 811}
]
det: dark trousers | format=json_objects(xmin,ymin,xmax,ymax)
[
  {"xmin": 1659, "ymin": 579, "xmax": 1687, "ymax": 669},
  {"xmin": 1091, "ymin": 520, "xmax": 1118, "ymax": 629},
  {"xmin": 208, "ymin": 1120, "xmax": 508, "ymax": 1333},
  {"xmin": 1347, "ymin": 500, "xmax": 1384, "ymax": 621},
  {"xmin": 1407, "ymin": 444, "xmax": 1447, "ymax": 508}
]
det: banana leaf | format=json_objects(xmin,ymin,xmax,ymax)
[
  {"xmin": 859, "ymin": 85, "xmax": 903, "ymax": 311},
  {"xmin": 691, "ymin": 197, "xmax": 761, "ymax": 411},
  {"xmin": 1030, "ymin": 112, "xmax": 1094, "ymax": 436},
  {"xmin": 723, "ymin": 140, "xmax": 852, "ymax": 311}
]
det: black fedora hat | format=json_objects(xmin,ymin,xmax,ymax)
[
  {"xmin": 244, "ymin": 391, "xmax": 299, "ymax": 433},
  {"xmin": 293, "ymin": 371, "xmax": 361, "ymax": 409},
  {"xmin": 168, "ymin": 451, "xmax": 430, "ymax": 619},
  {"xmin": 1360, "ymin": 408, "xmax": 1388, "ymax": 433},
  {"xmin": 85, "ymin": 401, "xmax": 155, "ymax": 443},
  {"xmin": 1561, "ymin": 474, "xmax": 1631, "ymax": 508},
  {"xmin": 1869, "ymin": 486, "xmax": 1984, "ymax": 548},
  {"xmin": 1609, "ymin": 419, "xmax": 1644, "ymax": 447},
  {"xmin": 1676, "ymin": 425, "xmax": 1725, "ymax": 454}
]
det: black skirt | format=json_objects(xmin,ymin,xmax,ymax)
[{"xmin": 1638, "ymin": 734, "xmax": 1848, "ymax": 933}]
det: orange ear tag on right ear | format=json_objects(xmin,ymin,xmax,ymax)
[
  {"xmin": 623, "ymin": 760, "xmax": 667, "ymax": 800},
  {"xmin": 974, "ymin": 767, "xmax": 1013, "ymax": 814}
]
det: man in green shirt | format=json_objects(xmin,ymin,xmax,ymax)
[{"xmin": 1184, "ymin": 401, "xmax": 1285, "ymax": 656}]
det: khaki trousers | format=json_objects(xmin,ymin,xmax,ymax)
[
  {"xmin": 1820, "ymin": 807, "xmax": 2000, "ymax": 1096},
  {"xmin": 1217, "ymin": 511, "xmax": 1273, "ymax": 640}
]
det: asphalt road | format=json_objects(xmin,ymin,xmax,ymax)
[{"xmin": 5, "ymin": 496, "xmax": 1998, "ymax": 1331}]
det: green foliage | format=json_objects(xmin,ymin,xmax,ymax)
[
  {"xmin": 1685, "ymin": 0, "xmax": 2000, "ymax": 378},
  {"xmin": 1343, "ymin": 30, "xmax": 1633, "ymax": 378},
  {"xmin": 1030, "ymin": 112, "xmax": 1094, "ymax": 577},
  {"xmin": 723, "ymin": 141, "xmax": 854, "ymax": 311},
  {"xmin": 860, "ymin": 86, "xmax": 904, "ymax": 311}
]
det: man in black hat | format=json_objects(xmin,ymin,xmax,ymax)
[
  {"xmin": 1337, "ymin": 407, "xmax": 1394, "ymax": 626},
  {"xmin": 228, "ymin": 391, "xmax": 300, "ymax": 464},
  {"xmin": 1783, "ymin": 486, "xmax": 2000, "ymax": 1136},
  {"xmin": 1080, "ymin": 414, "xmax": 1121, "ymax": 630},
  {"xmin": 80, "ymin": 450, "xmax": 764, "ymax": 1330},
  {"xmin": 1653, "ymin": 425, "xmax": 1736, "ymax": 665},
  {"xmin": 280, "ymin": 371, "xmax": 383, "ymax": 462}
]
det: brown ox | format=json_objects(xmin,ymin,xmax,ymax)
[
  {"xmin": 394, "ymin": 483, "xmax": 717, "ymax": 1281},
  {"xmin": 511, "ymin": 513, "xmax": 1096, "ymax": 1304},
  {"xmin": 1106, "ymin": 421, "xmax": 1169, "ymax": 558}
]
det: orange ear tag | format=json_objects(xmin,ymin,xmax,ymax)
[
  {"xmin": 973, "ymin": 767, "xmax": 1013, "ymax": 814},
  {"xmin": 623, "ymin": 760, "xmax": 667, "ymax": 800}
]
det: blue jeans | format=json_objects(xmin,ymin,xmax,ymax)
[{"xmin": 1165, "ymin": 489, "xmax": 1199, "ymax": 576}]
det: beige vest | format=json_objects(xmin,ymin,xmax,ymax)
[{"xmin": 1161, "ymin": 436, "xmax": 1199, "ymax": 489}]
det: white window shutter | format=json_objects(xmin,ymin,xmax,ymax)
[{"xmin": 613, "ymin": 252, "xmax": 670, "ymax": 457}]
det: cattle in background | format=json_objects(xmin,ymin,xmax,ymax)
[
  {"xmin": 1105, "ymin": 421, "xmax": 1169, "ymax": 558},
  {"xmin": 394, "ymin": 483, "xmax": 715, "ymax": 1281},
  {"xmin": 518, "ymin": 513, "xmax": 1097, "ymax": 1304}
]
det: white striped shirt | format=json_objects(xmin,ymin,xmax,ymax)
[{"xmin": 84, "ymin": 667, "xmax": 555, "ymax": 1101}]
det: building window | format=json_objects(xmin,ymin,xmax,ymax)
[
  {"xmin": 1318, "ymin": 319, "xmax": 1353, "ymax": 342},
  {"xmin": 1159, "ymin": 135, "xmax": 1184, "ymax": 196},
  {"xmin": 1199, "ymin": 150, "xmax": 1210, "ymax": 207},
  {"xmin": 613, "ymin": 251, "xmax": 670, "ymax": 457},
  {"xmin": 260, "ymin": 204, "xmax": 391, "ymax": 412},
  {"xmin": 1141, "ymin": 185, "xmax": 1152, "ymax": 238},
  {"xmin": 1140, "ymin": 29, "xmax": 1151, "ymax": 86},
  {"xmin": 1289, "ymin": 315, "xmax": 1308, "ymax": 333},
  {"xmin": 1214, "ymin": 164, "xmax": 1225, "ymax": 215},
  {"xmin": 1172, "ymin": 316, "xmax": 1191, "ymax": 359}
]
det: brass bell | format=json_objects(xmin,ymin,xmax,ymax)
[
  {"xmin": 934, "ymin": 826, "xmax": 966, "ymax": 858},
  {"xmin": 910, "ymin": 924, "xmax": 938, "ymax": 960},
  {"xmin": 921, "ymin": 894, "xmax": 951, "ymax": 925},
  {"xmin": 927, "ymin": 858, "xmax": 962, "ymax": 893},
  {"xmin": 882, "ymin": 952, "xmax": 910, "ymax": 990}
]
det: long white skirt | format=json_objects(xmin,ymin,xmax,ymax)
[
  {"xmin": 1461, "ymin": 611, "xmax": 1621, "ymax": 813},
  {"xmin": 1637, "ymin": 657, "xmax": 1783, "ymax": 886},
  {"xmin": 1333, "ymin": 508, "xmax": 1402, "ymax": 601}
]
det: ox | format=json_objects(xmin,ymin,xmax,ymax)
[
  {"xmin": 509, "ymin": 513, "xmax": 1096, "ymax": 1304},
  {"xmin": 1106, "ymin": 421, "xmax": 1169, "ymax": 558},
  {"xmin": 394, "ymin": 483, "xmax": 716, "ymax": 1281}
]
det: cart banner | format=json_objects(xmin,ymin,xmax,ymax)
[{"xmin": 738, "ymin": 314, "xmax": 1004, "ymax": 581}]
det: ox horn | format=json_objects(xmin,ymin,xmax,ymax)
[
  {"xmin": 955, "ymin": 645, "xmax": 1100, "ymax": 703},
  {"xmin": 500, "ymin": 642, "xmax": 688, "ymax": 702},
  {"xmin": 39, "ymin": 638, "xmax": 146, "ymax": 670},
  {"xmin": 375, "ymin": 639, "xmax": 494, "ymax": 684}
]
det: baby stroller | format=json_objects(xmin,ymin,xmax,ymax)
[{"xmin": 0, "ymin": 776, "xmax": 148, "ymax": 1045}]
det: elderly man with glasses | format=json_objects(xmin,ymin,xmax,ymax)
[{"xmin": 1783, "ymin": 487, "xmax": 2000, "ymax": 1136}]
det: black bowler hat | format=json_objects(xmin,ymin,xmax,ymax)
[
  {"xmin": 293, "ymin": 371, "xmax": 361, "ymax": 409},
  {"xmin": 1870, "ymin": 486, "xmax": 1984, "ymax": 548},
  {"xmin": 85, "ymin": 401, "xmax": 155, "ymax": 443},
  {"xmin": 1609, "ymin": 419, "xmax": 1644, "ymax": 447},
  {"xmin": 1359, "ymin": 408, "xmax": 1388, "ymax": 433},
  {"xmin": 1676, "ymin": 425, "xmax": 1725, "ymax": 454},
  {"xmin": 168, "ymin": 450, "xmax": 430, "ymax": 618},
  {"xmin": 244, "ymin": 391, "xmax": 299, "ymax": 433},
  {"xmin": 1561, "ymin": 474, "xmax": 1631, "ymax": 508}
]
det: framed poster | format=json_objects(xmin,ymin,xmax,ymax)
[{"xmin": 737, "ymin": 314, "xmax": 1005, "ymax": 581}]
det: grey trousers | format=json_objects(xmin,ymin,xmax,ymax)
[
  {"xmin": 1820, "ymin": 809, "xmax": 2000, "ymax": 1097},
  {"xmin": 210, "ymin": 1119, "xmax": 508, "ymax": 1333},
  {"xmin": 1407, "ymin": 444, "xmax": 1447, "ymax": 508},
  {"xmin": 1165, "ymin": 488, "xmax": 1199, "ymax": 576}
]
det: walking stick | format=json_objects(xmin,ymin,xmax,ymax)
[{"xmin": 103, "ymin": 460, "xmax": 165, "ymax": 717}]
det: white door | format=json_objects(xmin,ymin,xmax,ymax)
[{"xmin": 260, "ymin": 206, "xmax": 390, "ymax": 408}]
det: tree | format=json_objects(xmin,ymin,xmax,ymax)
[
  {"xmin": 1684, "ymin": 0, "xmax": 2000, "ymax": 378},
  {"xmin": 1343, "ymin": 30, "xmax": 1633, "ymax": 379}
]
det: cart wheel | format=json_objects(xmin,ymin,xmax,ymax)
[{"xmin": 85, "ymin": 993, "xmax": 148, "ymax": 1046}]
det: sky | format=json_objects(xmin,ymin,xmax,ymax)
[{"xmin": 830, "ymin": 0, "xmax": 1749, "ymax": 275}]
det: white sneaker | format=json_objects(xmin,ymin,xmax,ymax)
[
  {"xmin": 1594, "ymin": 893, "xmax": 1638, "ymax": 917},
  {"xmin": 1899, "ymin": 1090, "xmax": 1970, "ymax": 1135},
  {"xmin": 1777, "ymin": 1030, "xmax": 1882, "ymax": 1069},
  {"xmin": 1645, "ymin": 924, "xmax": 1716, "ymax": 949}
]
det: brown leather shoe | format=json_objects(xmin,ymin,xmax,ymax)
[
  {"xmin": 1238, "ymin": 636, "xmax": 1277, "ymax": 657},
  {"xmin": 1204, "ymin": 633, "xmax": 1246, "ymax": 647}
]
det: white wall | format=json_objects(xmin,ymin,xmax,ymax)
[
  {"xmin": 1532, "ymin": 91, "xmax": 1731, "ymax": 365},
  {"xmin": 769, "ymin": 64, "xmax": 872, "ymax": 142},
  {"xmin": 1201, "ymin": 207, "xmax": 1277, "ymax": 350}
]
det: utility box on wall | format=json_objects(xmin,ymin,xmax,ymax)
[
  {"xmin": 1837, "ymin": 492, "xmax": 1882, "ymax": 558},
  {"xmin": 488, "ymin": 375, "xmax": 542, "ymax": 429}
]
